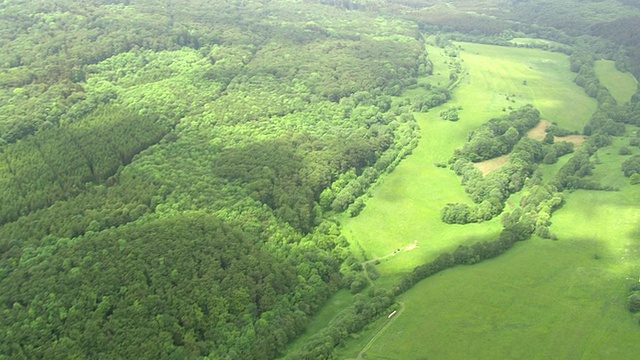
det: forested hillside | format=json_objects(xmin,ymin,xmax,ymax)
[
  {"xmin": 0, "ymin": 0, "xmax": 424, "ymax": 358},
  {"xmin": 2, "ymin": 0, "xmax": 640, "ymax": 359}
]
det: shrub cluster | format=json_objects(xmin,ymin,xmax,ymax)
[
  {"xmin": 454, "ymin": 105, "xmax": 540, "ymax": 162},
  {"xmin": 443, "ymin": 136, "xmax": 544, "ymax": 224}
]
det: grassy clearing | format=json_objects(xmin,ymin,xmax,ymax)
[
  {"xmin": 557, "ymin": 134, "xmax": 588, "ymax": 147},
  {"xmin": 475, "ymin": 154, "xmax": 509, "ymax": 175},
  {"xmin": 594, "ymin": 59, "xmax": 637, "ymax": 105},
  {"xmin": 527, "ymin": 119, "xmax": 551, "ymax": 140},
  {"xmin": 340, "ymin": 42, "xmax": 596, "ymax": 276},
  {"xmin": 353, "ymin": 142, "xmax": 640, "ymax": 359},
  {"xmin": 456, "ymin": 42, "xmax": 597, "ymax": 131},
  {"xmin": 332, "ymin": 43, "xmax": 623, "ymax": 358}
]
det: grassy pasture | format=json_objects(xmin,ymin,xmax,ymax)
[
  {"xmin": 333, "ymin": 44, "xmax": 639, "ymax": 358},
  {"xmin": 343, "ymin": 140, "xmax": 640, "ymax": 359},
  {"xmin": 594, "ymin": 59, "xmax": 637, "ymax": 105},
  {"xmin": 455, "ymin": 42, "xmax": 597, "ymax": 131},
  {"xmin": 592, "ymin": 133, "xmax": 640, "ymax": 188},
  {"xmin": 339, "ymin": 153, "xmax": 640, "ymax": 358},
  {"xmin": 340, "ymin": 42, "xmax": 596, "ymax": 276},
  {"xmin": 352, "ymin": 235, "xmax": 640, "ymax": 359}
]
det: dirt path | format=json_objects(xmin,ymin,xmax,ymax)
[
  {"xmin": 363, "ymin": 241, "xmax": 420, "ymax": 266},
  {"xmin": 353, "ymin": 302, "xmax": 405, "ymax": 360}
]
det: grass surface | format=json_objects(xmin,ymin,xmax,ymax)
[
  {"xmin": 340, "ymin": 163, "xmax": 640, "ymax": 359},
  {"xmin": 340, "ymin": 42, "xmax": 596, "ymax": 276},
  {"xmin": 594, "ymin": 59, "xmax": 637, "ymax": 105},
  {"xmin": 331, "ymin": 43, "xmax": 640, "ymax": 359},
  {"xmin": 456, "ymin": 42, "xmax": 597, "ymax": 131}
]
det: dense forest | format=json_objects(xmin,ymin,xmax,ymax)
[{"xmin": 1, "ymin": 0, "xmax": 639, "ymax": 359}]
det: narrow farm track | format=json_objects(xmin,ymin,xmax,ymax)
[{"xmin": 344, "ymin": 301, "xmax": 406, "ymax": 360}]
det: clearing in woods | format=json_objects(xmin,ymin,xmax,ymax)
[
  {"xmin": 334, "ymin": 43, "xmax": 640, "ymax": 359},
  {"xmin": 594, "ymin": 59, "xmax": 637, "ymax": 104}
]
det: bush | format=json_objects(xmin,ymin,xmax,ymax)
[
  {"xmin": 628, "ymin": 293, "xmax": 640, "ymax": 312},
  {"xmin": 619, "ymin": 146, "xmax": 632, "ymax": 155},
  {"xmin": 622, "ymin": 155, "xmax": 640, "ymax": 177}
]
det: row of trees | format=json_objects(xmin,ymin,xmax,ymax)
[
  {"xmin": 288, "ymin": 195, "xmax": 549, "ymax": 359},
  {"xmin": 0, "ymin": 105, "xmax": 170, "ymax": 225}
]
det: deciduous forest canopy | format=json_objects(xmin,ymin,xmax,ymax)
[{"xmin": 1, "ymin": 0, "xmax": 639, "ymax": 359}]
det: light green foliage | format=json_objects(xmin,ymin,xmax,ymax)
[{"xmin": 594, "ymin": 60, "xmax": 637, "ymax": 104}]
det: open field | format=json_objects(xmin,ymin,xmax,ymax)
[
  {"xmin": 594, "ymin": 59, "xmax": 637, "ymax": 104},
  {"xmin": 332, "ymin": 43, "xmax": 639, "ymax": 358},
  {"xmin": 339, "ymin": 155, "xmax": 640, "ymax": 358},
  {"xmin": 456, "ymin": 42, "xmax": 597, "ymax": 131},
  {"xmin": 340, "ymin": 42, "xmax": 597, "ymax": 275},
  {"xmin": 349, "ymin": 234, "xmax": 640, "ymax": 359}
]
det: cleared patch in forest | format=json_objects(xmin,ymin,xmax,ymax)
[
  {"xmin": 527, "ymin": 119, "xmax": 551, "ymax": 140},
  {"xmin": 556, "ymin": 134, "xmax": 587, "ymax": 147},
  {"xmin": 594, "ymin": 59, "xmax": 637, "ymax": 104},
  {"xmin": 475, "ymin": 154, "xmax": 509, "ymax": 175},
  {"xmin": 336, "ymin": 43, "xmax": 606, "ymax": 359}
]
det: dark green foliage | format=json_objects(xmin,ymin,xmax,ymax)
[
  {"xmin": 455, "ymin": 105, "xmax": 540, "ymax": 162},
  {"xmin": 285, "ymin": 289, "xmax": 395, "ymax": 360},
  {"xmin": 543, "ymin": 132, "xmax": 555, "ymax": 145},
  {"xmin": 0, "ymin": 214, "xmax": 342, "ymax": 359},
  {"xmin": 620, "ymin": 146, "xmax": 632, "ymax": 155},
  {"xmin": 543, "ymin": 141, "xmax": 574, "ymax": 164},
  {"xmin": 412, "ymin": 87, "xmax": 451, "ymax": 111},
  {"xmin": 0, "ymin": 1, "xmax": 429, "ymax": 358},
  {"xmin": 0, "ymin": 105, "xmax": 169, "ymax": 225},
  {"xmin": 440, "ymin": 107, "xmax": 460, "ymax": 121},
  {"xmin": 628, "ymin": 292, "xmax": 640, "ymax": 312},
  {"xmin": 622, "ymin": 155, "xmax": 640, "ymax": 177},
  {"xmin": 3, "ymin": 0, "xmax": 640, "ymax": 356},
  {"xmin": 441, "ymin": 203, "xmax": 474, "ymax": 224},
  {"xmin": 444, "ymin": 135, "xmax": 543, "ymax": 224},
  {"xmin": 546, "ymin": 124, "xmax": 577, "ymax": 137}
]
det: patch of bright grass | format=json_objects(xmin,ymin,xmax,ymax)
[
  {"xmin": 340, "ymin": 42, "xmax": 596, "ymax": 276},
  {"xmin": 594, "ymin": 59, "xmax": 637, "ymax": 105},
  {"xmin": 332, "ymin": 43, "xmax": 631, "ymax": 359}
]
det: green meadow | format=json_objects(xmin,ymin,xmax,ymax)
[
  {"xmin": 594, "ymin": 59, "xmax": 638, "ymax": 104},
  {"xmin": 333, "ymin": 44, "xmax": 640, "ymax": 358},
  {"xmin": 341, "ymin": 145, "xmax": 640, "ymax": 358},
  {"xmin": 340, "ymin": 42, "xmax": 597, "ymax": 275},
  {"xmin": 509, "ymin": 37, "xmax": 566, "ymax": 48}
]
